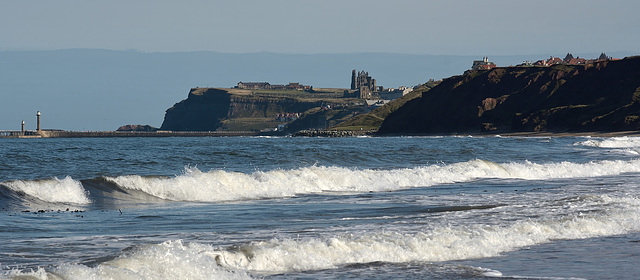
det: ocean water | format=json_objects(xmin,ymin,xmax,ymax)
[{"xmin": 1, "ymin": 135, "xmax": 640, "ymax": 279}]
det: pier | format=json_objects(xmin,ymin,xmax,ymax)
[
  {"xmin": 1, "ymin": 111, "xmax": 262, "ymax": 138},
  {"xmin": 0, "ymin": 130, "xmax": 41, "ymax": 138},
  {"xmin": 0, "ymin": 130, "xmax": 260, "ymax": 138}
]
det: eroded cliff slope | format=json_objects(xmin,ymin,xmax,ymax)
[{"xmin": 378, "ymin": 56, "xmax": 640, "ymax": 134}]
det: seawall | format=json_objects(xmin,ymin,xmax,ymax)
[{"xmin": 0, "ymin": 130, "xmax": 259, "ymax": 138}]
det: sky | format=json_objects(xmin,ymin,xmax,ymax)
[
  {"xmin": 1, "ymin": 0, "xmax": 639, "ymax": 55},
  {"xmin": 1, "ymin": 0, "xmax": 639, "ymax": 131}
]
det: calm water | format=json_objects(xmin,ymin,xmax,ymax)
[{"xmin": 1, "ymin": 136, "xmax": 640, "ymax": 279}]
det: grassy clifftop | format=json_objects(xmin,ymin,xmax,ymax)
[{"xmin": 331, "ymin": 80, "xmax": 441, "ymax": 131}]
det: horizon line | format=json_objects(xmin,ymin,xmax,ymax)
[{"xmin": 1, "ymin": 48, "xmax": 636, "ymax": 58}]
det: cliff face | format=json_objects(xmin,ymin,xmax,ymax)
[
  {"xmin": 160, "ymin": 88, "xmax": 231, "ymax": 131},
  {"xmin": 160, "ymin": 88, "xmax": 324, "ymax": 131},
  {"xmin": 378, "ymin": 56, "xmax": 640, "ymax": 134}
]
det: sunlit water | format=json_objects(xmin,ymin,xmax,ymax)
[{"xmin": 1, "ymin": 136, "xmax": 640, "ymax": 279}]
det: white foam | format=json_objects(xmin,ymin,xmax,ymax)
[
  {"xmin": 209, "ymin": 195, "xmax": 640, "ymax": 273},
  {"xmin": 3, "ymin": 176, "xmax": 90, "ymax": 205},
  {"xmin": 499, "ymin": 159, "xmax": 640, "ymax": 179},
  {"xmin": 480, "ymin": 268, "xmax": 503, "ymax": 277},
  {"xmin": 575, "ymin": 136, "xmax": 640, "ymax": 148},
  {"xmin": 1, "ymin": 268, "xmax": 50, "ymax": 280},
  {"xmin": 107, "ymin": 159, "xmax": 640, "ymax": 202},
  {"xmin": 1, "ymin": 240, "xmax": 252, "ymax": 280},
  {"xmin": 5, "ymin": 195, "xmax": 636, "ymax": 278}
]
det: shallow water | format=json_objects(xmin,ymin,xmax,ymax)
[{"xmin": 1, "ymin": 136, "xmax": 640, "ymax": 279}]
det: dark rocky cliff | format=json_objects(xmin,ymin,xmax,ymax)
[
  {"xmin": 160, "ymin": 88, "xmax": 231, "ymax": 131},
  {"xmin": 378, "ymin": 56, "xmax": 640, "ymax": 134},
  {"xmin": 160, "ymin": 88, "xmax": 325, "ymax": 131}
]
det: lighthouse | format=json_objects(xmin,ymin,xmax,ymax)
[{"xmin": 36, "ymin": 111, "xmax": 41, "ymax": 132}]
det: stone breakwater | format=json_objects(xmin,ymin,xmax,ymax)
[
  {"xmin": 0, "ymin": 131, "xmax": 259, "ymax": 138},
  {"xmin": 293, "ymin": 129, "xmax": 375, "ymax": 137}
]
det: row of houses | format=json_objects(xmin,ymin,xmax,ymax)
[
  {"xmin": 470, "ymin": 53, "xmax": 616, "ymax": 72},
  {"xmin": 275, "ymin": 113, "xmax": 301, "ymax": 122},
  {"xmin": 522, "ymin": 53, "xmax": 614, "ymax": 67},
  {"xmin": 236, "ymin": 81, "xmax": 311, "ymax": 91}
]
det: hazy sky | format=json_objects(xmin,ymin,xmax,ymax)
[
  {"xmin": 1, "ymin": 0, "xmax": 639, "ymax": 131},
  {"xmin": 2, "ymin": 0, "xmax": 639, "ymax": 55}
]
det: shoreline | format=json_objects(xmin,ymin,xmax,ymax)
[
  {"xmin": 2, "ymin": 129, "xmax": 639, "ymax": 139},
  {"xmin": 295, "ymin": 129, "xmax": 640, "ymax": 138},
  {"xmin": 375, "ymin": 131, "xmax": 640, "ymax": 138},
  {"xmin": 484, "ymin": 131, "xmax": 640, "ymax": 138}
]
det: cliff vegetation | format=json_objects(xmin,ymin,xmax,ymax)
[{"xmin": 331, "ymin": 80, "xmax": 441, "ymax": 131}]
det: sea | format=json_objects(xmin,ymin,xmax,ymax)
[{"xmin": 2, "ymin": 135, "xmax": 640, "ymax": 280}]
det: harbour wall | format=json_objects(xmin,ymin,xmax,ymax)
[{"xmin": 0, "ymin": 130, "xmax": 260, "ymax": 138}]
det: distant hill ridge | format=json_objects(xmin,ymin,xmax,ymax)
[{"xmin": 378, "ymin": 56, "xmax": 640, "ymax": 134}]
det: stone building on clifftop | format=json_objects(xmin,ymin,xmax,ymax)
[
  {"xmin": 471, "ymin": 57, "xmax": 497, "ymax": 70},
  {"xmin": 236, "ymin": 81, "xmax": 311, "ymax": 91},
  {"xmin": 350, "ymin": 69, "xmax": 377, "ymax": 99}
]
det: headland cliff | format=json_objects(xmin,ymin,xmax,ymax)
[
  {"xmin": 378, "ymin": 56, "xmax": 640, "ymax": 135},
  {"xmin": 160, "ymin": 88, "xmax": 329, "ymax": 131}
]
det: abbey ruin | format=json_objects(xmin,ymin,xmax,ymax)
[{"xmin": 350, "ymin": 69, "xmax": 377, "ymax": 99}]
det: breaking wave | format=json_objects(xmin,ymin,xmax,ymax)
[
  {"xmin": 207, "ymin": 195, "xmax": 640, "ymax": 273},
  {"xmin": 1, "ymin": 240, "xmax": 253, "ymax": 280},
  {"xmin": 575, "ymin": 136, "xmax": 640, "ymax": 148},
  {"xmin": 1, "ymin": 176, "xmax": 90, "ymax": 205},
  {"xmin": 104, "ymin": 159, "xmax": 640, "ymax": 202},
  {"xmin": 3, "ymin": 158, "xmax": 640, "ymax": 205},
  {"xmin": 5, "ymin": 195, "xmax": 637, "ymax": 279}
]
